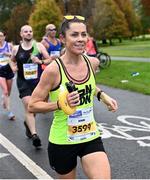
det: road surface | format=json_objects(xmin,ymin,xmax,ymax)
[{"xmin": 0, "ymin": 78, "xmax": 150, "ymax": 179}]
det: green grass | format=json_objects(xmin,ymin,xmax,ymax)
[
  {"xmin": 99, "ymin": 39, "xmax": 150, "ymax": 58},
  {"xmin": 95, "ymin": 61, "xmax": 150, "ymax": 95}
]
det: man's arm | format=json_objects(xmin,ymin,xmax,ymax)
[
  {"xmin": 41, "ymin": 37, "xmax": 49, "ymax": 49},
  {"xmin": 9, "ymin": 45, "xmax": 18, "ymax": 72},
  {"xmin": 37, "ymin": 42, "xmax": 52, "ymax": 64}
]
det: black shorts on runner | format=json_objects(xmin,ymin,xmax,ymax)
[
  {"xmin": 0, "ymin": 64, "xmax": 14, "ymax": 79},
  {"xmin": 16, "ymin": 77, "xmax": 38, "ymax": 99},
  {"xmin": 48, "ymin": 137, "xmax": 105, "ymax": 175}
]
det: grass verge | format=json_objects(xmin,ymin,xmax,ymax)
[
  {"xmin": 95, "ymin": 61, "xmax": 150, "ymax": 95},
  {"xmin": 99, "ymin": 39, "xmax": 150, "ymax": 58}
]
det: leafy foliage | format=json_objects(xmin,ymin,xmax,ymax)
[
  {"xmin": 141, "ymin": 0, "xmax": 150, "ymax": 16},
  {"xmin": 0, "ymin": 0, "xmax": 33, "ymax": 30},
  {"xmin": 28, "ymin": 0, "xmax": 62, "ymax": 41},
  {"xmin": 140, "ymin": 0, "xmax": 150, "ymax": 33},
  {"xmin": 114, "ymin": 0, "xmax": 142, "ymax": 37},
  {"xmin": 4, "ymin": 3, "xmax": 32, "ymax": 43},
  {"xmin": 0, "ymin": 0, "xmax": 150, "ymax": 43},
  {"xmin": 92, "ymin": 0, "xmax": 130, "ymax": 41}
]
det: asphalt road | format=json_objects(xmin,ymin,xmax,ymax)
[{"xmin": 0, "ymin": 77, "xmax": 150, "ymax": 179}]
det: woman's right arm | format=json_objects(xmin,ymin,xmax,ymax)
[{"xmin": 28, "ymin": 62, "xmax": 59, "ymax": 113}]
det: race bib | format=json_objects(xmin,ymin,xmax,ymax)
[
  {"xmin": 67, "ymin": 107, "xmax": 97, "ymax": 141},
  {"xmin": 23, "ymin": 63, "xmax": 38, "ymax": 80},
  {"xmin": 50, "ymin": 51, "xmax": 60, "ymax": 56},
  {"xmin": 0, "ymin": 54, "xmax": 9, "ymax": 66}
]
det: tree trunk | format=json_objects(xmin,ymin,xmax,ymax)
[{"xmin": 109, "ymin": 39, "xmax": 113, "ymax": 45}]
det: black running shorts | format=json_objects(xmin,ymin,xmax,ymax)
[
  {"xmin": 0, "ymin": 64, "xmax": 14, "ymax": 79},
  {"xmin": 48, "ymin": 137, "xmax": 105, "ymax": 175},
  {"xmin": 16, "ymin": 77, "xmax": 38, "ymax": 99}
]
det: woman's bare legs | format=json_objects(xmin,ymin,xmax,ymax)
[{"xmin": 81, "ymin": 152, "xmax": 111, "ymax": 179}]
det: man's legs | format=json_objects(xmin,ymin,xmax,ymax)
[{"xmin": 22, "ymin": 96, "xmax": 41, "ymax": 147}]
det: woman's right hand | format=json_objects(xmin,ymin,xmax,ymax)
[{"xmin": 67, "ymin": 91, "xmax": 80, "ymax": 107}]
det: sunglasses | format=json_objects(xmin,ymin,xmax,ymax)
[
  {"xmin": 48, "ymin": 28, "xmax": 57, "ymax": 31},
  {"xmin": 64, "ymin": 15, "xmax": 85, "ymax": 21}
]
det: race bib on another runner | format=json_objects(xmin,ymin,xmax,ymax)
[
  {"xmin": 67, "ymin": 107, "xmax": 97, "ymax": 142},
  {"xmin": 0, "ymin": 54, "xmax": 9, "ymax": 66},
  {"xmin": 50, "ymin": 51, "xmax": 60, "ymax": 57},
  {"xmin": 23, "ymin": 63, "xmax": 38, "ymax": 80}
]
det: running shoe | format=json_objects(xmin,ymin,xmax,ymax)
[
  {"xmin": 8, "ymin": 112, "xmax": 15, "ymax": 121},
  {"xmin": 24, "ymin": 121, "xmax": 32, "ymax": 138},
  {"xmin": 32, "ymin": 134, "xmax": 42, "ymax": 148}
]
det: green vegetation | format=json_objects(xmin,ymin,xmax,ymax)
[
  {"xmin": 95, "ymin": 61, "xmax": 150, "ymax": 95},
  {"xmin": 100, "ymin": 39, "xmax": 150, "ymax": 57},
  {"xmin": 1, "ymin": 0, "xmax": 148, "ymax": 44},
  {"xmin": 29, "ymin": 0, "xmax": 62, "ymax": 41}
]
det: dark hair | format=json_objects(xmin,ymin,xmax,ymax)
[
  {"xmin": 0, "ymin": 29, "xmax": 6, "ymax": 36},
  {"xmin": 59, "ymin": 16, "xmax": 86, "ymax": 37}
]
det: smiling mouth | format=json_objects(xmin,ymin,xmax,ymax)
[{"xmin": 74, "ymin": 44, "xmax": 85, "ymax": 49}]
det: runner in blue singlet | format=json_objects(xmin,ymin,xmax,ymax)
[{"xmin": 41, "ymin": 24, "xmax": 62, "ymax": 61}]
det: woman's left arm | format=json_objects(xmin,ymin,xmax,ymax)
[{"xmin": 95, "ymin": 87, "xmax": 118, "ymax": 112}]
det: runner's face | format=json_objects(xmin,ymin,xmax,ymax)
[
  {"xmin": 64, "ymin": 22, "xmax": 87, "ymax": 55},
  {"xmin": 47, "ymin": 25, "xmax": 57, "ymax": 38},
  {"xmin": 0, "ymin": 32, "xmax": 5, "ymax": 43},
  {"xmin": 21, "ymin": 27, "xmax": 33, "ymax": 42}
]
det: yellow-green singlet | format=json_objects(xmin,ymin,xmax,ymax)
[{"xmin": 49, "ymin": 55, "xmax": 100, "ymax": 144}]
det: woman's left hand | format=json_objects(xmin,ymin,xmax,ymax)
[{"xmin": 101, "ymin": 92, "xmax": 118, "ymax": 112}]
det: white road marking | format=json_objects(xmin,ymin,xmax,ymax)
[
  {"xmin": 0, "ymin": 153, "xmax": 10, "ymax": 158},
  {"xmin": 98, "ymin": 115, "xmax": 150, "ymax": 147},
  {"xmin": 0, "ymin": 133, "xmax": 53, "ymax": 179}
]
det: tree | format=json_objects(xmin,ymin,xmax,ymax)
[
  {"xmin": 140, "ymin": 0, "xmax": 150, "ymax": 33},
  {"xmin": 0, "ymin": 0, "xmax": 33, "ymax": 30},
  {"xmin": 131, "ymin": 0, "xmax": 142, "ymax": 13},
  {"xmin": 55, "ymin": 0, "xmax": 65, "ymax": 14},
  {"xmin": 141, "ymin": 0, "xmax": 150, "ymax": 16},
  {"xmin": 92, "ymin": 0, "xmax": 130, "ymax": 44},
  {"xmin": 56, "ymin": 0, "xmax": 94, "ymax": 30},
  {"xmin": 4, "ymin": 3, "xmax": 32, "ymax": 44},
  {"xmin": 132, "ymin": 0, "xmax": 150, "ymax": 34},
  {"xmin": 28, "ymin": 0, "xmax": 63, "ymax": 41},
  {"xmin": 114, "ymin": 0, "xmax": 142, "ymax": 37}
]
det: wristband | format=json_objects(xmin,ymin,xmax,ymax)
[{"xmin": 97, "ymin": 90, "xmax": 104, "ymax": 101}]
